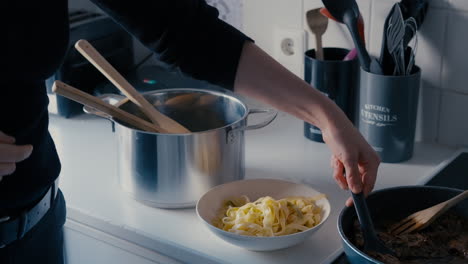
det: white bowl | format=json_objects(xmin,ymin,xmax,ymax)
[{"xmin": 196, "ymin": 178, "xmax": 331, "ymax": 251}]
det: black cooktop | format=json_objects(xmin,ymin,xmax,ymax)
[{"xmin": 332, "ymin": 151, "xmax": 468, "ymax": 264}]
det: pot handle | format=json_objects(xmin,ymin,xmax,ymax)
[
  {"xmin": 83, "ymin": 93, "xmax": 126, "ymax": 119},
  {"xmin": 227, "ymin": 109, "xmax": 277, "ymax": 143},
  {"xmin": 232, "ymin": 108, "xmax": 278, "ymax": 133},
  {"xmin": 244, "ymin": 109, "xmax": 278, "ymax": 131}
]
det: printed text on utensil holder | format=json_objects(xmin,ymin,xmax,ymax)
[
  {"xmin": 358, "ymin": 66, "xmax": 421, "ymax": 163},
  {"xmin": 304, "ymin": 48, "xmax": 359, "ymax": 143}
]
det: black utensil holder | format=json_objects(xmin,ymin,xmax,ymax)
[
  {"xmin": 304, "ymin": 48, "xmax": 359, "ymax": 143},
  {"xmin": 358, "ymin": 66, "xmax": 421, "ymax": 163}
]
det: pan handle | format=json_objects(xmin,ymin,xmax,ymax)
[{"xmin": 83, "ymin": 93, "xmax": 126, "ymax": 119}]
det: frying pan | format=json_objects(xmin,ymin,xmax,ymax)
[{"xmin": 338, "ymin": 186, "xmax": 468, "ymax": 263}]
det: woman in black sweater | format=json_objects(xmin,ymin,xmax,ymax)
[{"xmin": 2, "ymin": 1, "xmax": 379, "ymax": 262}]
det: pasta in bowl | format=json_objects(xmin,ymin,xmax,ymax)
[{"xmin": 196, "ymin": 178, "xmax": 331, "ymax": 251}]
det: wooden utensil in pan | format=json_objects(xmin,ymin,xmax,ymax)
[
  {"xmin": 389, "ymin": 190, "xmax": 468, "ymax": 235},
  {"xmin": 74, "ymin": 39, "xmax": 190, "ymax": 134},
  {"xmin": 52, "ymin": 81, "xmax": 166, "ymax": 133}
]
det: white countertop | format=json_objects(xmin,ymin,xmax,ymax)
[{"xmin": 50, "ymin": 110, "xmax": 456, "ymax": 264}]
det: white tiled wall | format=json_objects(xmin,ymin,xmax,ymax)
[
  {"xmin": 243, "ymin": 0, "xmax": 304, "ymax": 55},
  {"xmin": 243, "ymin": 0, "xmax": 304, "ymax": 75},
  {"xmin": 442, "ymin": 9, "xmax": 468, "ymax": 94},
  {"xmin": 438, "ymin": 90, "xmax": 468, "ymax": 146},
  {"xmin": 244, "ymin": 0, "xmax": 468, "ymax": 147}
]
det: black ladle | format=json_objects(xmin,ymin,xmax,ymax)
[
  {"xmin": 322, "ymin": 0, "xmax": 372, "ymax": 72},
  {"xmin": 351, "ymin": 191, "xmax": 395, "ymax": 256}
]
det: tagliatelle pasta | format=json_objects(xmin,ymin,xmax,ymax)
[{"xmin": 212, "ymin": 195, "xmax": 326, "ymax": 237}]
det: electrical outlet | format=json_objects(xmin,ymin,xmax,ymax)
[{"xmin": 273, "ymin": 27, "xmax": 306, "ymax": 75}]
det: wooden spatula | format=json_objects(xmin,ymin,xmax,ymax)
[
  {"xmin": 52, "ymin": 81, "xmax": 166, "ymax": 133},
  {"xmin": 389, "ymin": 190, "xmax": 468, "ymax": 235},
  {"xmin": 74, "ymin": 39, "xmax": 190, "ymax": 134},
  {"xmin": 306, "ymin": 8, "xmax": 328, "ymax": 60}
]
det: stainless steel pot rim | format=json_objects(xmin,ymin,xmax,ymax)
[
  {"xmin": 336, "ymin": 185, "xmax": 464, "ymax": 264},
  {"xmin": 111, "ymin": 88, "xmax": 257, "ymax": 136}
]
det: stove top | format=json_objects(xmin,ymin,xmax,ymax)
[{"xmin": 331, "ymin": 151, "xmax": 468, "ymax": 264}]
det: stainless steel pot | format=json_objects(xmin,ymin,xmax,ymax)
[{"xmin": 84, "ymin": 88, "xmax": 277, "ymax": 208}]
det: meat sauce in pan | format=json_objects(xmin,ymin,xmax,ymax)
[{"xmin": 352, "ymin": 213, "xmax": 468, "ymax": 263}]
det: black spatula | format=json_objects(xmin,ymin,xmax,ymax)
[{"xmin": 322, "ymin": 0, "xmax": 371, "ymax": 71}]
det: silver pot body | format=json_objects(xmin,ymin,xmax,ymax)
[{"xmin": 85, "ymin": 88, "xmax": 276, "ymax": 208}]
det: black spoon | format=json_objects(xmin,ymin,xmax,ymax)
[
  {"xmin": 322, "ymin": 0, "xmax": 372, "ymax": 72},
  {"xmin": 351, "ymin": 192, "xmax": 395, "ymax": 256}
]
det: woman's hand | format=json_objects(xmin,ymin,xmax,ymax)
[
  {"xmin": 321, "ymin": 107, "xmax": 380, "ymax": 207},
  {"xmin": 234, "ymin": 42, "xmax": 380, "ymax": 206},
  {"xmin": 0, "ymin": 131, "xmax": 33, "ymax": 182}
]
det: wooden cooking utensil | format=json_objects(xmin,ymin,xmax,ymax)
[
  {"xmin": 52, "ymin": 81, "xmax": 166, "ymax": 133},
  {"xmin": 389, "ymin": 190, "xmax": 468, "ymax": 235},
  {"xmin": 74, "ymin": 39, "xmax": 190, "ymax": 134},
  {"xmin": 306, "ymin": 8, "xmax": 328, "ymax": 60},
  {"xmin": 165, "ymin": 93, "xmax": 201, "ymax": 107},
  {"xmin": 156, "ymin": 93, "xmax": 202, "ymax": 111}
]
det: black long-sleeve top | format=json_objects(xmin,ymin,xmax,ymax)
[{"xmin": 3, "ymin": 0, "xmax": 251, "ymax": 210}]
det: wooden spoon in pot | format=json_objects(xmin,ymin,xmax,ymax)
[
  {"xmin": 75, "ymin": 39, "xmax": 190, "ymax": 134},
  {"xmin": 52, "ymin": 81, "xmax": 166, "ymax": 133}
]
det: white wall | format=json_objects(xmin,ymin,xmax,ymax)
[{"xmin": 243, "ymin": 0, "xmax": 468, "ymax": 147}]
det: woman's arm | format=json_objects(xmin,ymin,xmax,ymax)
[
  {"xmin": 235, "ymin": 42, "xmax": 380, "ymax": 206},
  {"xmin": 91, "ymin": 0, "xmax": 380, "ymax": 205}
]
